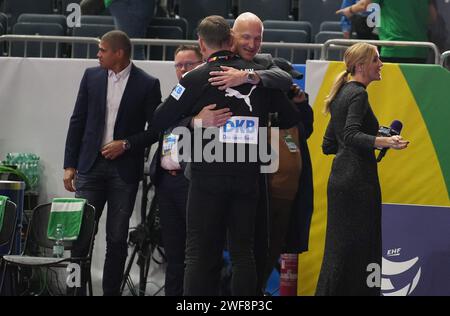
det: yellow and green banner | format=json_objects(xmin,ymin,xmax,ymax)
[{"xmin": 299, "ymin": 61, "xmax": 450, "ymax": 296}]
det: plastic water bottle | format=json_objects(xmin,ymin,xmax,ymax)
[{"xmin": 53, "ymin": 224, "xmax": 65, "ymax": 258}]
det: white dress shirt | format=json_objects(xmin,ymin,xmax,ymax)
[{"xmin": 102, "ymin": 62, "xmax": 132, "ymax": 147}]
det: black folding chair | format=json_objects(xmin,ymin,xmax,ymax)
[
  {"xmin": 0, "ymin": 200, "xmax": 17, "ymax": 296},
  {"xmin": 0, "ymin": 202, "xmax": 96, "ymax": 296}
]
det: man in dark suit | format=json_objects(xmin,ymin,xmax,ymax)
[
  {"xmin": 149, "ymin": 45, "xmax": 204, "ymax": 296},
  {"xmin": 63, "ymin": 30, "xmax": 162, "ymax": 296}
]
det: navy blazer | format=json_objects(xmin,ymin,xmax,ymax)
[{"xmin": 64, "ymin": 64, "xmax": 162, "ymax": 184}]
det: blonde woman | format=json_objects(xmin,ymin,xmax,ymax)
[{"xmin": 316, "ymin": 43, "xmax": 409, "ymax": 296}]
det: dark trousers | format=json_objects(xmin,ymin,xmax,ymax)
[
  {"xmin": 254, "ymin": 174, "xmax": 269, "ymax": 295},
  {"xmin": 74, "ymin": 157, "xmax": 138, "ymax": 296},
  {"xmin": 184, "ymin": 173, "xmax": 259, "ymax": 296},
  {"xmin": 156, "ymin": 171, "xmax": 189, "ymax": 296},
  {"xmin": 108, "ymin": 0, "xmax": 155, "ymax": 60},
  {"xmin": 263, "ymin": 198, "xmax": 294, "ymax": 288}
]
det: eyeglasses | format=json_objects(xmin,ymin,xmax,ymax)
[{"xmin": 174, "ymin": 61, "xmax": 203, "ymax": 70}]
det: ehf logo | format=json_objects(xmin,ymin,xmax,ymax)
[
  {"xmin": 381, "ymin": 248, "xmax": 422, "ymax": 296},
  {"xmin": 387, "ymin": 248, "xmax": 401, "ymax": 257}
]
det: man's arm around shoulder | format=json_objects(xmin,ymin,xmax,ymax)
[
  {"xmin": 151, "ymin": 73, "xmax": 201, "ymax": 134},
  {"xmin": 253, "ymin": 53, "xmax": 292, "ymax": 92}
]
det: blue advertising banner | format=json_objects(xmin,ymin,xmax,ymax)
[
  {"xmin": 293, "ymin": 64, "xmax": 306, "ymax": 90},
  {"xmin": 382, "ymin": 204, "xmax": 450, "ymax": 296}
]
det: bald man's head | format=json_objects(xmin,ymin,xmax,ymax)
[
  {"xmin": 232, "ymin": 12, "xmax": 263, "ymax": 61},
  {"xmin": 234, "ymin": 12, "xmax": 263, "ymax": 30}
]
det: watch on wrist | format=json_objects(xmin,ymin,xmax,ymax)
[
  {"xmin": 122, "ymin": 139, "xmax": 131, "ymax": 151},
  {"xmin": 246, "ymin": 71, "xmax": 257, "ymax": 84}
]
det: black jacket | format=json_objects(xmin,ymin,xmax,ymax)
[
  {"xmin": 151, "ymin": 51, "xmax": 300, "ymax": 176},
  {"xmin": 286, "ymin": 96, "xmax": 314, "ymax": 253},
  {"xmin": 64, "ymin": 64, "xmax": 161, "ymax": 184}
]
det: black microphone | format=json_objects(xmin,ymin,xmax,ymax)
[{"xmin": 376, "ymin": 120, "xmax": 403, "ymax": 162}]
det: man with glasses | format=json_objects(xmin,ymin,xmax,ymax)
[{"xmin": 173, "ymin": 45, "xmax": 203, "ymax": 80}]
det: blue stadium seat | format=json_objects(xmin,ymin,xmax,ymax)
[
  {"xmin": 315, "ymin": 31, "xmax": 344, "ymax": 43},
  {"xmin": 320, "ymin": 21, "xmax": 341, "ymax": 32},
  {"xmin": 67, "ymin": 16, "xmax": 113, "ymax": 38},
  {"xmin": 263, "ymin": 20, "xmax": 312, "ymax": 43},
  {"xmin": 0, "ymin": 12, "xmax": 7, "ymax": 56},
  {"xmin": 147, "ymin": 25, "xmax": 183, "ymax": 60},
  {"xmin": 3, "ymin": 0, "xmax": 57, "ymax": 26},
  {"xmin": 17, "ymin": 14, "xmax": 67, "ymax": 34},
  {"xmin": 298, "ymin": 0, "xmax": 341, "ymax": 37},
  {"xmin": 0, "ymin": 11, "xmax": 7, "ymax": 33},
  {"xmin": 72, "ymin": 24, "xmax": 115, "ymax": 58},
  {"xmin": 176, "ymin": 0, "xmax": 232, "ymax": 39},
  {"xmin": 314, "ymin": 31, "xmax": 344, "ymax": 61},
  {"xmin": 80, "ymin": 15, "xmax": 114, "ymax": 26},
  {"xmin": 225, "ymin": 19, "xmax": 235, "ymax": 28},
  {"xmin": 149, "ymin": 16, "xmax": 188, "ymax": 39},
  {"xmin": 238, "ymin": 0, "xmax": 292, "ymax": 21},
  {"xmin": 262, "ymin": 29, "xmax": 309, "ymax": 64},
  {"xmin": 11, "ymin": 22, "xmax": 65, "ymax": 57}
]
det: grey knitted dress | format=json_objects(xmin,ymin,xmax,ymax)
[{"xmin": 316, "ymin": 81, "xmax": 381, "ymax": 296}]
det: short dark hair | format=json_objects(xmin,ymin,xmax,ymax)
[
  {"xmin": 174, "ymin": 45, "xmax": 202, "ymax": 60},
  {"xmin": 197, "ymin": 15, "xmax": 231, "ymax": 49},
  {"xmin": 101, "ymin": 30, "xmax": 132, "ymax": 59}
]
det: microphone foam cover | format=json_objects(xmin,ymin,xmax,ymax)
[{"xmin": 390, "ymin": 120, "xmax": 403, "ymax": 134}]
